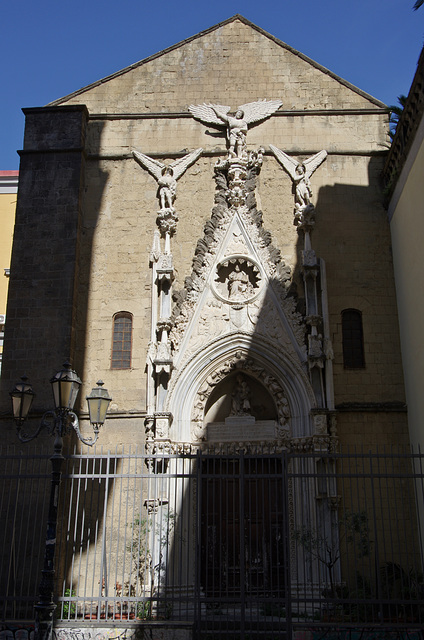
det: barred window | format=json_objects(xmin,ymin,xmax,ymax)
[
  {"xmin": 342, "ymin": 309, "xmax": 365, "ymax": 369},
  {"xmin": 111, "ymin": 312, "xmax": 132, "ymax": 369}
]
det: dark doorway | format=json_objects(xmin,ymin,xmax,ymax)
[{"xmin": 199, "ymin": 454, "xmax": 287, "ymax": 603}]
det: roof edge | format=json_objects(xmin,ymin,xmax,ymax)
[
  {"xmin": 237, "ymin": 16, "xmax": 386, "ymax": 108},
  {"xmin": 383, "ymin": 44, "xmax": 424, "ymax": 203},
  {"xmin": 48, "ymin": 15, "xmax": 244, "ymax": 106},
  {"xmin": 49, "ymin": 14, "xmax": 386, "ymax": 109}
]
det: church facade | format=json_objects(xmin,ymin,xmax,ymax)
[
  {"xmin": 0, "ymin": 15, "xmax": 407, "ymax": 450},
  {"xmin": 0, "ymin": 15, "xmax": 417, "ymax": 638}
]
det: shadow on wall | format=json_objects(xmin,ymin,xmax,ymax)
[
  {"xmin": 2, "ymin": 134, "xmax": 411, "ymax": 632},
  {"xmin": 52, "ymin": 149, "xmax": 404, "ymax": 628},
  {"xmin": 0, "ymin": 108, "xmax": 110, "ymax": 620},
  {"xmin": 0, "ymin": 108, "xmax": 108, "ymax": 420}
]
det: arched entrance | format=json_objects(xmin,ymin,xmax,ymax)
[
  {"xmin": 200, "ymin": 372, "xmax": 286, "ymax": 602},
  {"xmin": 163, "ymin": 337, "xmax": 317, "ymax": 631},
  {"xmin": 166, "ymin": 335, "xmax": 316, "ymax": 444}
]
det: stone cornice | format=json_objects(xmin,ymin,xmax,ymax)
[
  {"xmin": 335, "ymin": 402, "xmax": 407, "ymax": 413},
  {"xmin": 87, "ymin": 108, "xmax": 388, "ymax": 120},
  {"xmin": 84, "ymin": 150, "xmax": 387, "ymax": 162}
]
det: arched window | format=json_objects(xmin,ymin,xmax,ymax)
[
  {"xmin": 342, "ymin": 309, "xmax": 365, "ymax": 369},
  {"xmin": 111, "ymin": 312, "xmax": 133, "ymax": 369}
]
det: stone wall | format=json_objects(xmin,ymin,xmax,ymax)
[
  {"xmin": 0, "ymin": 16, "xmax": 407, "ymax": 450},
  {"xmin": 0, "ymin": 106, "xmax": 88, "ymax": 415}
]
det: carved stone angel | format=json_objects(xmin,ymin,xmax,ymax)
[
  {"xmin": 189, "ymin": 101, "xmax": 282, "ymax": 158},
  {"xmin": 269, "ymin": 145, "xmax": 327, "ymax": 214},
  {"xmin": 132, "ymin": 148, "xmax": 203, "ymax": 212}
]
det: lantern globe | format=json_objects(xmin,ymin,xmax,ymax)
[
  {"xmin": 10, "ymin": 376, "xmax": 35, "ymax": 424},
  {"xmin": 50, "ymin": 361, "xmax": 82, "ymax": 411},
  {"xmin": 86, "ymin": 380, "xmax": 112, "ymax": 426}
]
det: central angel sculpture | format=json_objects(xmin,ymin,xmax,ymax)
[{"xmin": 189, "ymin": 100, "xmax": 282, "ymax": 158}]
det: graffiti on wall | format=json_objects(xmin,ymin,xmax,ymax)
[
  {"xmin": 0, "ymin": 626, "xmax": 143, "ymax": 640},
  {"xmin": 0, "ymin": 625, "xmax": 190, "ymax": 640}
]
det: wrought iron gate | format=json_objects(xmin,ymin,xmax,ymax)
[
  {"xmin": 195, "ymin": 452, "xmax": 290, "ymax": 638},
  {"xmin": 2, "ymin": 445, "xmax": 424, "ymax": 639}
]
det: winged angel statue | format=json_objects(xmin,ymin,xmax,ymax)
[
  {"xmin": 269, "ymin": 145, "xmax": 327, "ymax": 217},
  {"xmin": 189, "ymin": 101, "xmax": 282, "ymax": 158},
  {"xmin": 132, "ymin": 148, "xmax": 203, "ymax": 212}
]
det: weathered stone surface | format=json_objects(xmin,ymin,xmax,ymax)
[
  {"xmin": 0, "ymin": 16, "xmax": 407, "ymax": 451},
  {"xmin": 0, "ymin": 106, "xmax": 88, "ymax": 413}
]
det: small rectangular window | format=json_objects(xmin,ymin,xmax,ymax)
[
  {"xmin": 111, "ymin": 313, "xmax": 132, "ymax": 369},
  {"xmin": 342, "ymin": 309, "xmax": 365, "ymax": 369}
]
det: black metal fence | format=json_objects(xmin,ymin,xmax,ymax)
[{"xmin": 1, "ymin": 445, "xmax": 424, "ymax": 639}]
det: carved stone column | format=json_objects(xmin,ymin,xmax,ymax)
[
  {"xmin": 147, "ymin": 229, "xmax": 174, "ymax": 447},
  {"xmin": 302, "ymin": 246, "xmax": 325, "ymax": 407},
  {"xmin": 157, "ymin": 253, "xmax": 174, "ymax": 320}
]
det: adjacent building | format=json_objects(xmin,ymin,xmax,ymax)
[
  {"xmin": 384, "ymin": 46, "xmax": 424, "ymax": 451},
  {"xmin": 0, "ymin": 170, "xmax": 18, "ymax": 373}
]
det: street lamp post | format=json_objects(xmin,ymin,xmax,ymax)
[{"xmin": 10, "ymin": 362, "xmax": 112, "ymax": 640}]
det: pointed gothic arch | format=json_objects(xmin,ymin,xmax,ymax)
[{"xmin": 166, "ymin": 333, "xmax": 316, "ymax": 445}]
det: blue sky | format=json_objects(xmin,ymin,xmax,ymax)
[{"xmin": 1, "ymin": 0, "xmax": 423, "ymax": 169}]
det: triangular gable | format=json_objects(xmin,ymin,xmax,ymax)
[
  {"xmin": 170, "ymin": 208, "xmax": 305, "ymax": 372},
  {"xmin": 168, "ymin": 149, "xmax": 308, "ymax": 377},
  {"xmin": 49, "ymin": 15, "xmax": 386, "ymax": 110}
]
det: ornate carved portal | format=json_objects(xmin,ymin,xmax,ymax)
[
  {"xmin": 137, "ymin": 95, "xmax": 340, "ymax": 618},
  {"xmin": 143, "ymin": 96, "xmax": 336, "ymax": 457}
]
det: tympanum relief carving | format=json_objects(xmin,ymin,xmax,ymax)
[
  {"xmin": 213, "ymin": 257, "xmax": 261, "ymax": 304},
  {"xmin": 230, "ymin": 374, "xmax": 252, "ymax": 416},
  {"xmin": 169, "ymin": 137, "xmax": 307, "ymax": 360},
  {"xmin": 191, "ymin": 355, "xmax": 291, "ymax": 445}
]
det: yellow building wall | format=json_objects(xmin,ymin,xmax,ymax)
[
  {"xmin": 389, "ymin": 115, "xmax": 424, "ymax": 448},
  {"xmin": 0, "ymin": 171, "xmax": 18, "ymax": 371}
]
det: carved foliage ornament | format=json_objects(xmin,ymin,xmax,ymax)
[
  {"xmin": 214, "ymin": 147, "xmax": 265, "ymax": 208},
  {"xmin": 169, "ymin": 153, "xmax": 304, "ymax": 354}
]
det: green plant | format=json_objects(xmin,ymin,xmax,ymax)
[
  {"xmin": 389, "ymin": 94, "xmax": 407, "ymax": 140},
  {"xmin": 380, "ymin": 561, "xmax": 424, "ymax": 621},
  {"xmin": 260, "ymin": 601, "xmax": 286, "ymax": 617},
  {"xmin": 324, "ymin": 572, "xmax": 377, "ymax": 623},
  {"xmin": 62, "ymin": 588, "xmax": 76, "ymax": 618},
  {"xmin": 294, "ymin": 510, "xmax": 371, "ymax": 599},
  {"xmin": 126, "ymin": 514, "xmax": 151, "ymax": 596},
  {"xmin": 136, "ymin": 599, "xmax": 152, "ymax": 619}
]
